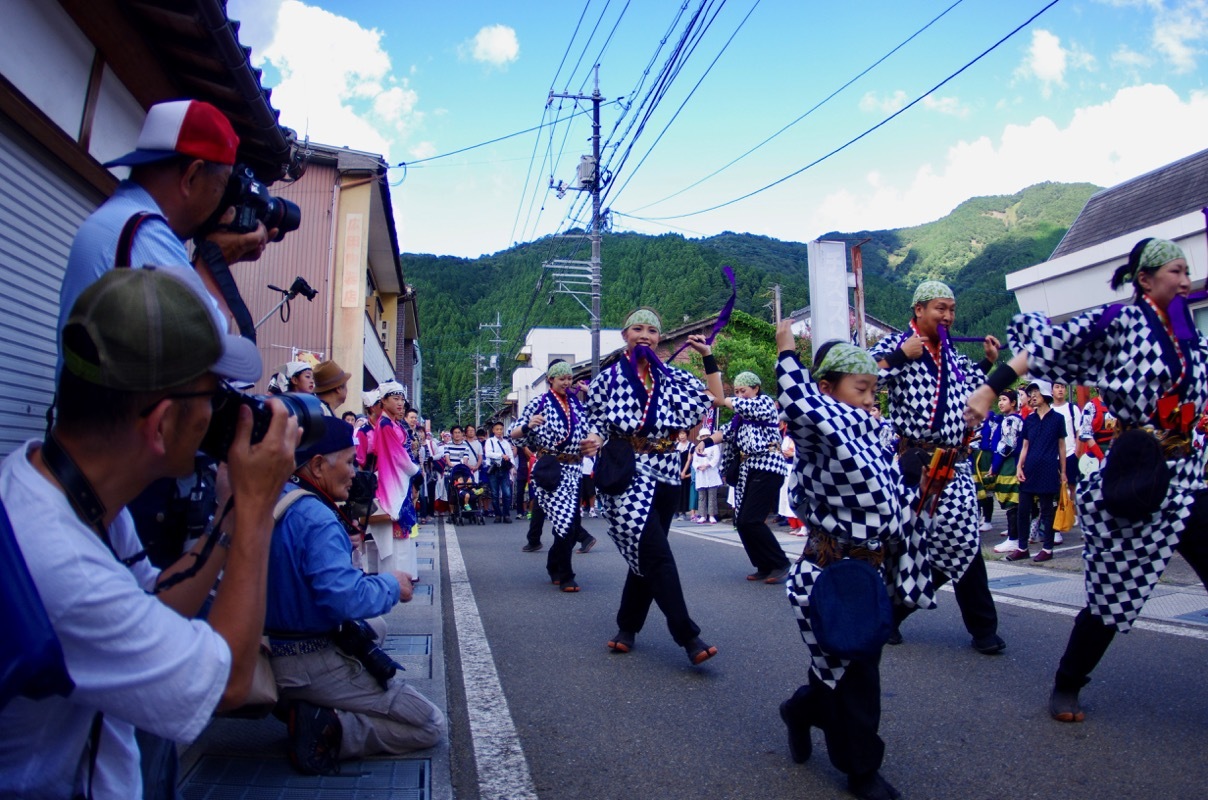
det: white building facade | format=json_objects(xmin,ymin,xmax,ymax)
[{"xmin": 510, "ymin": 327, "xmax": 624, "ymax": 411}]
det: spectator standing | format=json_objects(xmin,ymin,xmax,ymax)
[
  {"xmin": 1051, "ymin": 382, "xmax": 1082, "ymax": 498},
  {"xmin": 989, "ymin": 390, "xmax": 1026, "ymax": 552},
  {"xmin": 0, "ymin": 269, "xmax": 298, "ymax": 799},
  {"xmin": 373, "ymin": 382, "xmax": 420, "ymax": 540},
  {"xmin": 285, "ymin": 362, "xmax": 315, "ymax": 394},
  {"xmin": 355, "ymin": 390, "xmax": 382, "ymax": 470},
  {"xmin": 675, "ymin": 431, "xmax": 693, "ymax": 520},
  {"xmin": 266, "ymin": 418, "xmax": 444, "ymax": 775},
  {"xmin": 313, "ymin": 360, "xmax": 351, "ymax": 417},
  {"xmin": 1004, "ymin": 381, "xmax": 1066, "ymax": 562},
  {"xmin": 484, "ymin": 422, "xmax": 516, "ymax": 523},
  {"xmin": 692, "ymin": 430, "xmax": 722, "ymax": 524}
]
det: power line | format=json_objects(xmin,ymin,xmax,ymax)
[
  {"xmin": 604, "ymin": 0, "xmax": 760, "ymax": 208},
  {"xmin": 393, "ymin": 103, "xmax": 614, "ymax": 167},
  {"xmin": 630, "ymin": 0, "xmax": 967, "ymax": 212},
  {"xmin": 626, "ymin": 0, "xmax": 1064, "ymax": 222}
]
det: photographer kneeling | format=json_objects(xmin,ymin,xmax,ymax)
[{"xmin": 266, "ymin": 417, "xmax": 445, "ymax": 776}]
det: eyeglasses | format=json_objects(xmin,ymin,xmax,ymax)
[{"xmin": 138, "ymin": 384, "xmax": 231, "ymax": 418}]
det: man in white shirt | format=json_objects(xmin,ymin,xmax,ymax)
[
  {"xmin": 0, "ymin": 269, "xmax": 299, "ymax": 799},
  {"xmin": 484, "ymin": 421, "xmax": 517, "ymax": 523},
  {"xmin": 1051, "ymin": 383, "xmax": 1082, "ymax": 495}
]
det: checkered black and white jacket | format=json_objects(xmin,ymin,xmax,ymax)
[
  {"xmin": 585, "ymin": 358, "xmax": 711, "ymax": 485},
  {"xmin": 869, "ymin": 328, "xmax": 987, "ymax": 447},
  {"xmin": 509, "ymin": 391, "xmax": 588, "ymax": 538},
  {"xmin": 1011, "ymin": 306, "xmax": 1208, "ymax": 630},
  {"xmin": 776, "ymin": 351, "xmax": 912, "ymax": 544}
]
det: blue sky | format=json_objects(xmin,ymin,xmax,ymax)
[{"xmin": 229, "ymin": 0, "xmax": 1208, "ymax": 258}]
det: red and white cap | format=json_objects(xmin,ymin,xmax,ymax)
[{"xmin": 104, "ymin": 100, "xmax": 239, "ymax": 168}]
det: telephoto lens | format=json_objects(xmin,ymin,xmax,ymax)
[{"xmin": 199, "ymin": 387, "xmax": 324, "ymax": 462}]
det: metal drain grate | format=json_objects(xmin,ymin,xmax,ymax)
[
  {"xmin": 381, "ymin": 634, "xmax": 432, "ymax": 678},
  {"xmin": 179, "ymin": 755, "xmax": 428, "ymax": 799}
]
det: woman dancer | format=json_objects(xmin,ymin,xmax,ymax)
[
  {"xmin": 708, "ymin": 371, "xmax": 792, "ymax": 583},
  {"xmin": 775, "ymin": 323, "xmax": 915, "ymax": 800},
  {"xmin": 582, "ymin": 308, "xmax": 719, "ymax": 665},
  {"xmin": 510, "ymin": 361, "xmax": 590, "ymax": 592},
  {"xmin": 966, "ymin": 237, "xmax": 1208, "ymax": 723}
]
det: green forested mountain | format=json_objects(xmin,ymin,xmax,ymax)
[{"xmin": 404, "ymin": 181, "xmax": 1098, "ymax": 427}]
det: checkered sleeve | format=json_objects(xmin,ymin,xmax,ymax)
[
  {"xmin": 1008, "ymin": 309, "xmax": 1122, "ymax": 388},
  {"xmin": 508, "ymin": 396, "xmax": 543, "ymax": 446},
  {"xmin": 868, "ymin": 331, "xmax": 907, "ymax": 383},
  {"xmin": 584, "ymin": 365, "xmax": 615, "ymax": 436}
]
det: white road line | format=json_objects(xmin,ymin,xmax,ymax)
[{"xmin": 444, "ymin": 523, "xmax": 538, "ymax": 800}]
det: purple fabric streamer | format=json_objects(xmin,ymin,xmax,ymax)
[
  {"xmin": 936, "ymin": 325, "xmax": 965, "ymax": 383},
  {"xmin": 1167, "ymin": 294, "xmax": 1197, "ymax": 342},
  {"xmin": 670, "ymin": 265, "xmax": 738, "ymax": 361}
]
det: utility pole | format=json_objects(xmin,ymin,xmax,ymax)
[
  {"xmin": 455, "ymin": 399, "xmax": 464, "ymax": 425},
  {"xmin": 547, "ymin": 65, "xmax": 604, "ymax": 376},
  {"xmin": 479, "ymin": 313, "xmax": 505, "ymax": 419},
  {"xmin": 473, "ymin": 349, "xmax": 481, "ymax": 427},
  {"xmin": 851, "ymin": 238, "xmax": 871, "ymax": 347},
  {"xmin": 772, "ymin": 284, "xmax": 782, "ymax": 325}
]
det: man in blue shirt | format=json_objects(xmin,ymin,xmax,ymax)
[
  {"xmin": 58, "ymin": 99, "xmax": 274, "ymax": 341},
  {"xmin": 266, "ymin": 417, "xmax": 445, "ymax": 776}
]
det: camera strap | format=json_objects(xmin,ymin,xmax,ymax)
[
  {"xmin": 114, "ymin": 212, "xmax": 165, "ymax": 269},
  {"xmin": 40, "ymin": 433, "xmax": 147, "ymax": 567},
  {"xmin": 194, "ymin": 239, "xmax": 257, "ymax": 343}
]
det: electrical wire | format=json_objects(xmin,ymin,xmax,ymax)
[
  {"xmin": 631, "ymin": 0, "xmax": 966, "ymax": 212},
  {"xmin": 604, "ymin": 0, "xmax": 759, "ymax": 208},
  {"xmin": 627, "ymin": 0, "xmax": 1064, "ymax": 222},
  {"xmin": 393, "ymin": 104, "xmax": 611, "ymax": 167}
]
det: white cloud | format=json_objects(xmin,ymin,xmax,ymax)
[
  {"xmin": 859, "ymin": 90, "xmax": 908, "ymax": 114},
  {"xmin": 460, "ymin": 24, "xmax": 520, "ymax": 67},
  {"xmin": 806, "ymin": 84, "xmax": 1208, "ymax": 238},
  {"xmin": 409, "ymin": 141, "xmax": 437, "ymax": 161},
  {"xmin": 1018, "ymin": 30, "xmax": 1068, "ymax": 97},
  {"xmin": 1111, "ymin": 44, "xmax": 1152, "ymax": 69},
  {"xmin": 1151, "ymin": 0, "xmax": 1208, "ymax": 72},
  {"xmin": 921, "ymin": 94, "xmax": 968, "ymax": 117},
  {"xmin": 245, "ymin": 0, "xmax": 424, "ymax": 159}
]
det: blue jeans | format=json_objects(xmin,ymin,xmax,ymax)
[{"xmin": 489, "ymin": 469, "xmax": 513, "ymax": 518}]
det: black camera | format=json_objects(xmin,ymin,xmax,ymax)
[
  {"xmin": 215, "ymin": 164, "xmax": 301, "ymax": 242},
  {"xmin": 198, "ymin": 387, "xmax": 324, "ymax": 462},
  {"xmin": 333, "ymin": 619, "xmax": 403, "ymax": 689}
]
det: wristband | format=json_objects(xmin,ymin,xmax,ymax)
[
  {"xmin": 520, "ymin": 424, "xmax": 530, "ymax": 435},
  {"xmin": 702, "ymin": 354, "xmax": 719, "ymax": 375},
  {"xmin": 883, "ymin": 348, "xmax": 909, "ymax": 369},
  {"xmin": 978, "ymin": 357, "xmax": 994, "ymax": 374},
  {"xmin": 985, "ymin": 362, "xmax": 1018, "ymax": 395}
]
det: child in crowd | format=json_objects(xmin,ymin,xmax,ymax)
[
  {"xmin": 774, "ymin": 322, "xmax": 920, "ymax": 800},
  {"xmin": 990, "ymin": 390, "xmax": 1025, "ymax": 552},
  {"xmin": 692, "ymin": 429, "xmax": 722, "ymax": 524}
]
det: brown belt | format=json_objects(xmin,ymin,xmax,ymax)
[
  {"xmin": 899, "ymin": 436, "xmax": 971, "ymax": 462},
  {"xmin": 619, "ymin": 434, "xmax": 680, "ymax": 454},
  {"xmin": 741, "ymin": 443, "xmax": 782, "ymax": 461},
  {"xmin": 535, "ymin": 448, "xmax": 583, "ymax": 464},
  {"xmin": 1115, "ymin": 425, "xmax": 1194, "ymax": 459},
  {"xmin": 799, "ymin": 527, "xmax": 884, "ymax": 568}
]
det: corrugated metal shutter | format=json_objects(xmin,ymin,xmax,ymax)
[{"xmin": 0, "ymin": 114, "xmax": 103, "ymax": 456}]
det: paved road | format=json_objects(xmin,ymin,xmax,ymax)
[{"xmin": 444, "ymin": 514, "xmax": 1208, "ymax": 800}]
